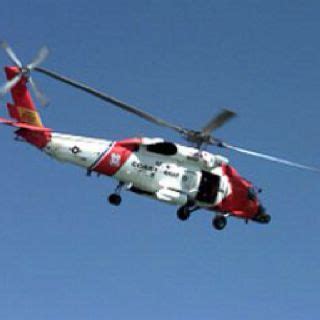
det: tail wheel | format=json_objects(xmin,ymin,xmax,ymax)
[
  {"xmin": 212, "ymin": 215, "xmax": 227, "ymax": 230},
  {"xmin": 177, "ymin": 206, "xmax": 191, "ymax": 221}
]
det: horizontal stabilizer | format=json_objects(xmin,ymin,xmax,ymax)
[{"xmin": 0, "ymin": 116, "xmax": 50, "ymax": 132}]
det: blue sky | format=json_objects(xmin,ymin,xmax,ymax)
[{"xmin": 0, "ymin": 1, "xmax": 319, "ymax": 319}]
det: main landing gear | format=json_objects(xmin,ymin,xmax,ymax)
[
  {"xmin": 177, "ymin": 202, "xmax": 199, "ymax": 221},
  {"xmin": 108, "ymin": 182, "xmax": 130, "ymax": 206},
  {"xmin": 108, "ymin": 193, "xmax": 122, "ymax": 206},
  {"xmin": 177, "ymin": 206, "xmax": 191, "ymax": 221},
  {"xmin": 212, "ymin": 215, "xmax": 227, "ymax": 230},
  {"xmin": 177, "ymin": 203, "xmax": 228, "ymax": 231}
]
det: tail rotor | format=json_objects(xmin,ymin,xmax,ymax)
[{"xmin": 0, "ymin": 41, "xmax": 49, "ymax": 106}]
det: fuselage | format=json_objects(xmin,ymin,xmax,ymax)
[
  {"xmin": 43, "ymin": 132, "xmax": 260, "ymax": 219},
  {"xmin": 44, "ymin": 133, "xmax": 228, "ymax": 206}
]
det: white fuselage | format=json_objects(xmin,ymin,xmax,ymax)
[{"xmin": 44, "ymin": 133, "xmax": 231, "ymax": 207}]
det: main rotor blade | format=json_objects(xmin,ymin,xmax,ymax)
[
  {"xmin": 29, "ymin": 77, "xmax": 48, "ymax": 107},
  {"xmin": 0, "ymin": 41, "xmax": 22, "ymax": 68},
  {"xmin": 27, "ymin": 46, "xmax": 49, "ymax": 70},
  {"xmin": 220, "ymin": 142, "xmax": 320, "ymax": 173},
  {"xmin": 202, "ymin": 109, "xmax": 236, "ymax": 135},
  {"xmin": 0, "ymin": 73, "xmax": 22, "ymax": 97},
  {"xmin": 35, "ymin": 66, "xmax": 187, "ymax": 134}
]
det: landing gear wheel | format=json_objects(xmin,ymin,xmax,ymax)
[
  {"xmin": 108, "ymin": 193, "xmax": 122, "ymax": 206},
  {"xmin": 177, "ymin": 206, "xmax": 191, "ymax": 221},
  {"xmin": 212, "ymin": 215, "xmax": 227, "ymax": 230}
]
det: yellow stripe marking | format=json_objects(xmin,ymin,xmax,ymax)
[{"xmin": 17, "ymin": 107, "xmax": 43, "ymax": 127}]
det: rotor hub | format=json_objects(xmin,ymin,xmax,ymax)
[{"xmin": 21, "ymin": 67, "xmax": 31, "ymax": 78}]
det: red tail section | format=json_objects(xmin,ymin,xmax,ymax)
[
  {"xmin": 5, "ymin": 66, "xmax": 44, "ymax": 127},
  {"xmin": 2, "ymin": 66, "xmax": 51, "ymax": 148}
]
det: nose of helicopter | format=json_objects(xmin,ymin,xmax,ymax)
[
  {"xmin": 244, "ymin": 186, "xmax": 271, "ymax": 223},
  {"xmin": 251, "ymin": 203, "xmax": 271, "ymax": 224},
  {"xmin": 215, "ymin": 164, "xmax": 271, "ymax": 224}
]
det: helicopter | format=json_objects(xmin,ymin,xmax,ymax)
[{"xmin": 0, "ymin": 43, "xmax": 319, "ymax": 231}]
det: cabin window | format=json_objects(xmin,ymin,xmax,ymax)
[{"xmin": 146, "ymin": 142, "xmax": 177, "ymax": 156}]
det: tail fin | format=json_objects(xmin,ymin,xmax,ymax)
[
  {"xmin": 2, "ymin": 66, "xmax": 51, "ymax": 149},
  {"xmin": 4, "ymin": 66, "xmax": 43, "ymax": 127}
]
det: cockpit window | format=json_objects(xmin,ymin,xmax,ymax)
[{"xmin": 146, "ymin": 142, "xmax": 177, "ymax": 156}]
